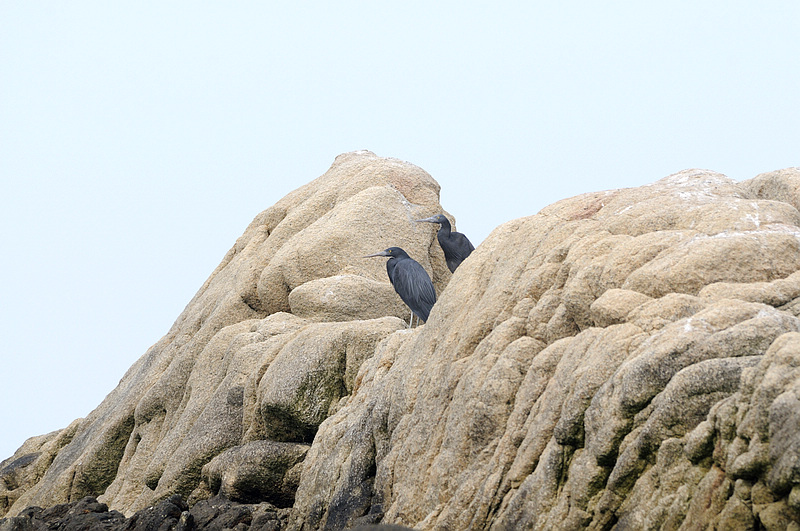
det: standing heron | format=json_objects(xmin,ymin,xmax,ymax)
[
  {"xmin": 415, "ymin": 214, "xmax": 475, "ymax": 273},
  {"xmin": 363, "ymin": 247, "xmax": 437, "ymax": 326}
]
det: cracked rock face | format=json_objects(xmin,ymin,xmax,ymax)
[{"xmin": 3, "ymin": 158, "xmax": 800, "ymax": 531}]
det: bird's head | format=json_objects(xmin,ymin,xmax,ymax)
[
  {"xmin": 363, "ymin": 247, "xmax": 406, "ymax": 259},
  {"xmin": 415, "ymin": 214, "xmax": 447, "ymax": 225}
]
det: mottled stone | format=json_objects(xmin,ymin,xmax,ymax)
[{"xmin": 4, "ymin": 161, "xmax": 800, "ymax": 531}]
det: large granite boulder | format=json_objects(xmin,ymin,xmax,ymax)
[
  {"xmin": 288, "ymin": 167, "xmax": 800, "ymax": 530},
  {"xmin": 0, "ymin": 151, "xmax": 448, "ymax": 517},
  {"xmin": 3, "ymin": 160, "xmax": 800, "ymax": 531}
]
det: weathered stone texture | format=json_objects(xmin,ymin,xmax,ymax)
[
  {"xmin": 3, "ymin": 160, "xmax": 800, "ymax": 531},
  {"xmin": 289, "ymin": 167, "xmax": 800, "ymax": 530},
  {"xmin": 0, "ymin": 151, "xmax": 446, "ymax": 518}
]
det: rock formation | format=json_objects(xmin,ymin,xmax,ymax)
[{"xmin": 2, "ymin": 153, "xmax": 800, "ymax": 530}]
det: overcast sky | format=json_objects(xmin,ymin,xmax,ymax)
[{"xmin": 1, "ymin": 2, "xmax": 798, "ymax": 461}]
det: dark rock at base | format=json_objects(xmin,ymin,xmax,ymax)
[
  {"xmin": 49, "ymin": 497, "xmax": 126, "ymax": 530},
  {"xmin": 0, "ymin": 517, "xmax": 45, "ymax": 531},
  {"xmin": 0, "ymin": 513, "xmax": 46, "ymax": 531},
  {"xmin": 349, "ymin": 526, "xmax": 416, "ymax": 531},
  {"xmin": 122, "ymin": 494, "xmax": 187, "ymax": 531},
  {"xmin": 188, "ymin": 495, "xmax": 252, "ymax": 529},
  {"xmin": 0, "ymin": 495, "xmax": 289, "ymax": 531},
  {"xmin": 1, "ymin": 497, "xmax": 127, "ymax": 531}
]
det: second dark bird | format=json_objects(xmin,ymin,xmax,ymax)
[
  {"xmin": 416, "ymin": 214, "xmax": 475, "ymax": 273},
  {"xmin": 363, "ymin": 247, "xmax": 437, "ymax": 326}
]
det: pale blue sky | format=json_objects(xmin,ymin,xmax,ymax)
[{"xmin": 1, "ymin": 2, "xmax": 798, "ymax": 461}]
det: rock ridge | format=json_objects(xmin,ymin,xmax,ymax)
[{"xmin": 2, "ymin": 156, "xmax": 800, "ymax": 530}]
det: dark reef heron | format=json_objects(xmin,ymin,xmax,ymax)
[
  {"xmin": 415, "ymin": 214, "xmax": 475, "ymax": 273},
  {"xmin": 363, "ymin": 247, "xmax": 437, "ymax": 327}
]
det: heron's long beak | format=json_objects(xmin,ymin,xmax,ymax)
[
  {"xmin": 363, "ymin": 250, "xmax": 390, "ymax": 258},
  {"xmin": 415, "ymin": 216, "xmax": 438, "ymax": 223}
]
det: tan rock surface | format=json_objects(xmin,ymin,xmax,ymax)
[
  {"xmin": 3, "ymin": 161, "xmax": 800, "ymax": 531},
  {"xmin": 200, "ymin": 440, "xmax": 310, "ymax": 506},
  {"xmin": 288, "ymin": 274, "xmax": 409, "ymax": 322},
  {"xmin": 288, "ymin": 168, "xmax": 800, "ymax": 529},
  {"xmin": 0, "ymin": 151, "xmax": 446, "ymax": 517}
]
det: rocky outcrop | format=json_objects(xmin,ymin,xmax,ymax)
[
  {"xmin": 287, "ymin": 167, "xmax": 800, "ymax": 530},
  {"xmin": 0, "ymin": 151, "xmax": 449, "ymax": 517},
  {"xmin": 3, "ymin": 155, "xmax": 800, "ymax": 530}
]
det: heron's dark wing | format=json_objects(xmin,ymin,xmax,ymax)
[
  {"xmin": 453, "ymin": 231, "xmax": 475, "ymax": 256},
  {"xmin": 391, "ymin": 258, "xmax": 437, "ymax": 321},
  {"xmin": 440, "ymin": 231, "xmax": 475, "ymax": 272}
]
